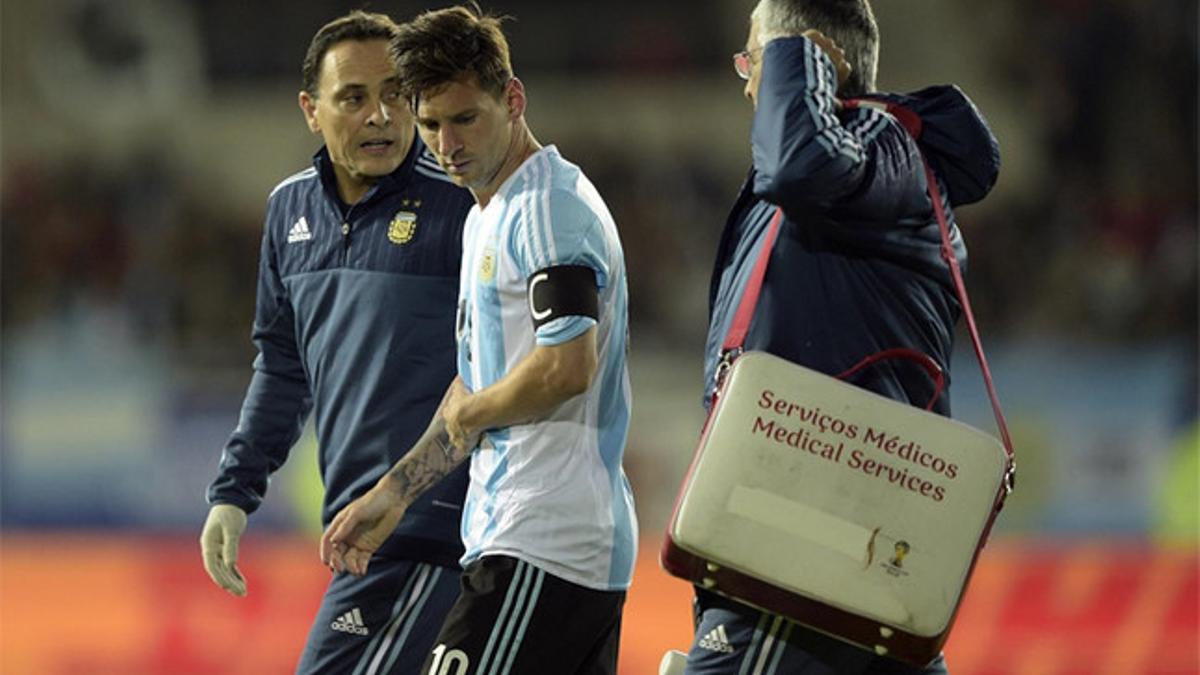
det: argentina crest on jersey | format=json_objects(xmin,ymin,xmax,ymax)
[
  {"xmin": 478, "ymin": 246, "xmax": 496, "ymax": 283},
  {"xmin": 387, "ymin": 210, "xmax": 418, "ymax": 245}
]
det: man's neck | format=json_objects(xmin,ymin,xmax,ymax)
[
  {"xmin": 329, "ymin": 131, "xmax": 412, "ymax": 207},
  {"xmin": 339, "ymin": 183, "xmax": 371, "ymax": 206},
  {"xmin": 332, "ymin": 165, "xmax": 374, "ymax": 207},
  {"xmin": 475, "ymin": 122, "xmax": 541, "ymax": 209}
]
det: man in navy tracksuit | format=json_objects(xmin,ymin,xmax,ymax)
[
  {"xmin": 684, "ymin": 1, "xmax": 1000, "ymax": 673},
  {"xmin": 198, "ymin": 12, "xmax": 475, "ymax": 674}
]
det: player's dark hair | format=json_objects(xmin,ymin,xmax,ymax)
[
  {"xmin": 391, "ymin": 4, "xmax": 513, "ymax": 101},
  {"xmin": 301, "ymin": 11, "xmax": 401, "ymax": 97},
  {"xmin": 752, "ymin": 0, "xmax": 879, "ymax": 95}
]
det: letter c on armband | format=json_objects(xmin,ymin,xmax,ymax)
[{"xmin": 526, "ymin": 265, "xmax": 599, "ymax": 329}]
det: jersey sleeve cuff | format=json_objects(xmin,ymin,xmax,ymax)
[{"xmin": 535, "ymin": 315, "xmax": 597, "ymax": 346}]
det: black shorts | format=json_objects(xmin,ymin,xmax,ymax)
[{"xmin": 421, "ymin": 555, "xmax": 626, "ymax": 675}]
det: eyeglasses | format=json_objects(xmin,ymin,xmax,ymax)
[{"xmin": 732, "ymin": 48, "xmax": 762, "ymax": 81}]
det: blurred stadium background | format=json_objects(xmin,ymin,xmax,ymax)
[{"xmin": 1, "ymin": 0, "xmax": 1196, "ymax": 673}]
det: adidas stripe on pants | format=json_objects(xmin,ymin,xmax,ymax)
[
  {"xmin": 297, "ymin": 560, "xmax": 460, "ymax": 675},
  {"xmin": 422, "ymin": 555, "xmax": 626, "ymax": 675},
  {"xmin": 684, "ymin": 590, "xmax": 949, "ymax": 675}
]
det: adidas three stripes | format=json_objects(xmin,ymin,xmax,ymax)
[{"xmin": 422, "ymin": 556, "xmax": 625, "ymax": 675}]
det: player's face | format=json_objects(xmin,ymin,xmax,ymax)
[
  {"xmin": 299, "ymin": 39, "xmax": 413, "ymax": 203},
  {"xmin": 742, "ymin": 22, "xmax": 764, "ymax": 108},
  {"xmin": 415, "ymin": 76, "xmax": 517, "ymax": 201}
]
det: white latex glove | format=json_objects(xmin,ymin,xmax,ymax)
[
  {"xmin": 200, "ymin": 503, "xmax": 249, "ymax": 596},
  {"xmin": 659, "ymin": 650, "xmax": 687, "ymax": 675}
]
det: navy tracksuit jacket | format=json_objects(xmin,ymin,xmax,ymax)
[
  {"xmin": 704, "ymin": 36, "xmax": 1001, "ymax": 415},
  {"xmin": 208, "ymin": 135, "xmax": 475, "ymax": 566}
]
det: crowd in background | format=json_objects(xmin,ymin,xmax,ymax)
[
  {"xmin": 4, "ymin": 0, "xmax": 1194, "ymax": 356},
  {"xmin": 1, "ymin": 157, "xmax": 261, "ymax": 371},
  {"xmin": 964, "ymin": 0, "xmax": 1198, "ymax": 342},
  {"xmin": 0, "ymin": 0, "xmax": 1195, "ymax": 535}
]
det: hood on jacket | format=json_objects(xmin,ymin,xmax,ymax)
[{"xmin": 873, "ymin": 85, "xmax": 1001, "ymax": 207}]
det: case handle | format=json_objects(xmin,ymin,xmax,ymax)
[{"xmin": 834, "ymin": 348, "xmax": 945, "ymax": 412}]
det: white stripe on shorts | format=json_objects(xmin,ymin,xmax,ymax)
[
  {"xmin": 476, "ymin": 560, "xmax": 546, "ymax": 675},
  {"xmin": 497, "ymin": 567, "xmax": 545, "ymax": 675}
]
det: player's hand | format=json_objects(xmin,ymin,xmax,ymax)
[
  {"xmin": 442, "ymin": 377, "xmax": 480, "ymax": 451},
  {"xmin": 803, "ymin": 29, "xmax": 852, "ymax": 89},
  {"xmin": 320, "ymin": 482, "xmax": 407, "ymax": 576},
  {"xmin": 200, "ymin": 504, "xmax": 249, "ymax": 596}
]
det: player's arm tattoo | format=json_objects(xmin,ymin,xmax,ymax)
[{"xmin": 383, "ymin": 416, "xmax": 472, "ymax": 506}]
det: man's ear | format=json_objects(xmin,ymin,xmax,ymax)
[
  {"xmin": 298, "ymin": 90, "xmax": 321, "ymax": 134},
  {"xmin": 504, "ymin": 78, "xmax": 527, "ymax": 120}
]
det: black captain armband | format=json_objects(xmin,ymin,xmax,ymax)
[{"xmin": 527, "ymin": 265, "xmax": 599, "ymax": 329}]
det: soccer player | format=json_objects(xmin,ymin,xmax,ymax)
[
  {"xmin": 320, "ymin": 6, "xmax": 637, "ymax": 674},
  {"xmin": 685, "ymin": 0, "xmax": 1000, "ymax": 673},
  {"xmin": 198, "ymin": 11, "xmax": 475, "ymax": 674}
]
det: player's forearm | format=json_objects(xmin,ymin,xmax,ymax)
[
  {"xmin": 378, "ymin": 415, "xmax": 471, "ymax": 508},
  {"xmin": 456, "ymin": 334, "xmax": 596, "ymax": 435}
]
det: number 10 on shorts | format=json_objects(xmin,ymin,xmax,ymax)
[{"xmin": 429, "ymin": 644, "xmax": 469, "ymax": 675}]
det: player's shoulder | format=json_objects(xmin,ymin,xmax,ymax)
[
  {"xmin": 542, "ymin": 146, "xmax": 590, "ymax": 190},
  {"xmin": 513, "ymin": 180, "xmax": 603, "ymax": 233},
  {"xmin": 540, "ymin": 151, "xmax": 604, "ymax": 210},
  {"xmin": 551, "ymin": 168, "xmax": 613, "ymax": 231},
  {"xmin": 504, "ymin": 147, "xmax": 609, "ymax": 229}
]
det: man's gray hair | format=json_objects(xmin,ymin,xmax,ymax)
[{"xmin": 751, "ymin": 0, "xmax": 879, "ymax": 96}]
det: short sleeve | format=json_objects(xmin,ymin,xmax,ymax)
[
  {"xmin": 535, "ymin": 315, "xmax": 596, "ymax": 346},
  {"xmin": 509, "ymin": 188, "xmax": 610, "ymax": 289},
  {"xmin": 509, "ymin": 188, "xmax": 609, "ymax": 345}
]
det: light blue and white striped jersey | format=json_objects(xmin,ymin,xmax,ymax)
[{"xmin": 455, "ymin": 145, "xmax": 637, "ymax": 591}]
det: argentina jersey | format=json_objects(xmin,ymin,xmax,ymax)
[{"xmin": 455, "ymin": 145, "xmax": 637, "ymax": 591}]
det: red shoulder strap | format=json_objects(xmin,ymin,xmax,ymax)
[
  {"xmin": 721, "ymin": 208, "xmax": 784, "ymax": 353},
  {"xmin": 845, "ymin": 98, "xmax": 1015, "ymax": 476}
]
